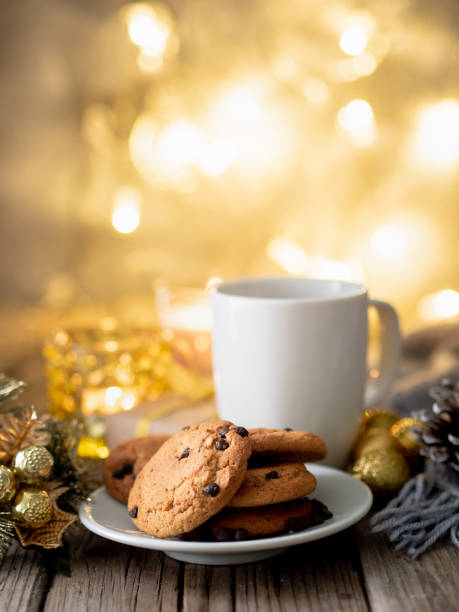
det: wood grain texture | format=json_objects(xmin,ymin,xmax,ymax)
[
  {"xmin": 356, "ymin": 517, "xmax": 459, "ymax": 612},
  {"xmin": 232, "ymin": 529, "xmax": 369, "ymax": 612},
  {"xmin": 183, "ymin": 565, "xmax": 233, "ymax": 612},
  {"xmin": 44, "ymin": 528, "xmax": 180, "ymax": 612},
  {"xmin": 0, "ymin": 541, "xmax": 50, "ymax": 612}
]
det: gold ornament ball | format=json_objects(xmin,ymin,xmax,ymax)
[
  {"xmin": 390, "ymin": 417, "xmax": 424, "ymax": 455},
  {"xmin": 13, "ymin": 446, "xmax": 54, "ymax": 484},
  {"xmin": 352, "ymin": 448, "xmax": 411, "ymax": 497},
  {"xmin": 0, "ymin": 465, "xmax": 16, "ymax": 503},
  {"xmin": 11, "ymin": 488, "xmax": 52, "ymax": 528},
  {"xmin": 361, "ymin": 410, "xmax": 399, "ymax": 433}
]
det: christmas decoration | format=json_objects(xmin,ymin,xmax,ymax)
[
  {"xmin": 371, "ymin": 378, "xmax": 459, "ymax": 558},
  {"xmin": 413, "ymin": 379, "xmax": 459, "ymax": 471},
  {"xmin": 11, "ymin": 489, "xmax": 52, "ymax": 529},
  {"xmin": 0, "ymin": 374, "xmax": 100, "ymax": 567},
  {"xmin": 352, "ymin": 448, "xmax": 411, "ymax": 498},
  {"xmin": 0, "ymin": 466, "xmax": 16, "ymax": 503},
  {"xmin": 350, "ymin": 409, "xmax": 417, "ymax": 496},
  {"xmin": 12, "ymin": 446, "xmax": 54, "ymax": 484}
]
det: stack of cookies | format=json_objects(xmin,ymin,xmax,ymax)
[{"xmin": 103, "ymin": 420, "xmax": 332, "ymax": 541}]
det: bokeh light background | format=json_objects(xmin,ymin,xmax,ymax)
[{"xmin": 1, "ymin": 0, "xmax": 459, "ymax": 330}]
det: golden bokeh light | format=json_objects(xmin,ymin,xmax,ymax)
[
  {"xmin": 418, "ymin": 289, "xmax": 459, "ymax": 322},
  {"xmin": 111, "ymin": 186, "xmax": 141, "ymax": 234},
  {"xmin": 337, "ymin": 99, "xmax": 375, "ymax": 147},
  {"xmin": 340, "ymin": 25, "xmax": 369, "ymax": 56},
  {"xmin": 125, "ymin": 3, "xmax": 170, "ymax": 58},
  {"xmin": 370, "ymin": 225, "xmax": 408, "ymax": 261},
  {"xmin": 412, "ymin": 100, "xmax": 459, "ymax": 169}
]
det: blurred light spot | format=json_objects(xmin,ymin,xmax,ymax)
[
  {"xmin": 337, "ymin": 99, "xmax": 375, "ymax": 147},
  {"xmin": 121, "ymin": 392, "xmax": 138, "ymax": 411},
  {"xmin": 104, "ymin": 386, "xmax": 123, "ymax": 408},
  {"xmin": 267, "ymin": 237, "xmax": 309, "ymax": 274},
  {"xmin": 213, "ymin": 86, "xmax": 261, "ymax": 125},
  {"xmin": 419, "ymin": 290, "xmax": 459, "ymax": 321},
  {"xmin": 413, "ymin": 100, "xmax": 459, "ymax": 169},
  {"xmin": 199, "ymin": 140, "xmax": 235, "ymax": 176},
  {"xmin": 302, "ymin": 78, "xmax": 329, "ymax": 105},
  {"xmin": 112, "ymin": 186, "xmax": 141, "ymax": 234},
  {"xmin": 125, "ymin": 3, "xmax": 170, "ymax": 58},
  {"xmin": 340, "ymin": 25, "xmax": 368, "ymax": 56},
  {"xmin": 104, "ymin": 340, "xmax": 119, "ymax": 352},
  {"xmin": 369, "ymin": 368, "xmax": 380, "ymax": 379},
  {"xmin": 100, "ymin": 317, "xmax": 118, "ymax": 332},
  {"xmin": 370, "ymin": 224, "xmax": 408, "ymax": 260},
  {"xmin": 156, "ymin": 121, "xmax": 204, "ymax": 167}
]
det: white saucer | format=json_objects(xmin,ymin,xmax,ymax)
[{"xmin": 79, "ymin": 464, "xmax": 372, "ymax": 565}]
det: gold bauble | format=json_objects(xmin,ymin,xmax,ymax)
[
  {"xmin": 352, "ymin": 428, "xmax": 401, "ymax": 460},
  {"xmin": 11, "ymin": 488, "xmax": 52, "ymax": 528},
  {"xmin": 361, "ymin": 410, "xmax": 399, "ymax": 433},
  {"xmin": 0, "ymin": 465, "xmax": 16, "ymax": 503},
  {"xmin": 12, "ymin": 446, "xmax": 54, "ymax": 484},
  {"xmin": 390, "ymin": 417, "xmax": 423, "ymax": 454},
  {"xmin": 352, "ymin": 448, "xmax": 411, "ymax": 497}
]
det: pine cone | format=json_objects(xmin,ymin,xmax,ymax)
[{"xmin": 413, "ymin": 379, "xmax": 459, "ymax": 471}]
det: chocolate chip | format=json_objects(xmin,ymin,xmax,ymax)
[
  {"xmin": 215, "ymin": 438, "xmax": 229, "ymax": 451},
  {"xmin": 218, "ymin": 426, "xmax": 230, "ymax": 437},
  {"xmin": 235, "ymin": 426, "xmax": 248, "ymax": 438},
  {"xmin": 180, "ymin": 448, "xmax": 190, "ymax": 459},
  {"xmin": 311, "ymin": 499, "xmax": 333, "ymax": 519},
  {"xmin": 215, "ymin": 527, "xmax": 234, "ymax": 541},
  {"xmin": 234, "ymin": 528, "xmax": 249, "ymax": 541},
  {"xmin": 122, "ymin": 462, "xmax": 133, "ymax": 475},
  {"xmin": 181, "ymin": 425, "xmax": 190, "ymax": 430},
  {"xmin": 265, "ymin": 470, "xmax": 279, "ymax": 479},
  {"xmin": 287, "ymin": 516, "xmax": 311, "ymax": 532},
  {"xmin": 128, "ymin": 507, "xmax": 138, "ymax": 518},
  {"xmin": 284, "ymin": 427, "xmax": 293, "ymax": 431},
  {"xmin": 112, "ymin": 468, "xmax": 125, "ymax": 479},
  {"xmin": 204, "ymin": 483, "xmax": 220, "ymax": 497}
]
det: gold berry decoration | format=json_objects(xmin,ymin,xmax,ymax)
[
  {"xmin": 12, "ymin": 446, "xmax": 54, "ymax": 484},
  {"xmin": 11, "ymin": 488, "xmax": 52, "ymax": 528},
  {"xmin": 352, "ymin": 448, "xmax": 411, "ymax": 497},
  {"xmin": 0, "ymin": 465, "xmax": 16, "ymax": 503}
]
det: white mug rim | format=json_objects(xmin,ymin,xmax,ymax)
[{"xmin": 214, "ymin": 277, "xmax": 367, "ymax": 304}]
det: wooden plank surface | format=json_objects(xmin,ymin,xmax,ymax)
[
  {"xmin": 183, "ymin": 529, "xmax": 369, "ymax": 612},
  {"xmin": 0, "ymin": 541, "xmax": 50, "ymax": 612},
  {"xmin": 356, "ymin": 517, "xmax": 459, "ymax": 612},
  {"xmin": 43, "ymin": 528, "xmax": 181, "ymax": 612}
]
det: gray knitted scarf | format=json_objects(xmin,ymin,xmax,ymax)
[{"xmin": 370, "ymin": 461, "xmax": 459, "ymax": 558}]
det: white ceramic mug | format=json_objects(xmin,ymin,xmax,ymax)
[{"xmin": 211, "ymin": 277, "xmax": 401, "ymax": 467}]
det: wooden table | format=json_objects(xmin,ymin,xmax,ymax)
[{"xmin": 0, "ymin": 328, "xmax": 458, "ymax": 611}]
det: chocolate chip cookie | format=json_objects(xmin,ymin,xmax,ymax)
[
  {"xmin": 184, "ymin": 497, "xmax": 333, "ymax": 541},
  {"xmin": 128, "ymin": 420, "xmax": 251, "ymax": 538},
  {"xmin": 248, "ymin": 428, "xmax": 327, "ymax": 463},
  {"xmin": 227, "ymin": 462, "xmax": 317, "ymax": 508},
  {"xmin": 103, "ymin": 435, "xmax": 170, "ymax": 504}
]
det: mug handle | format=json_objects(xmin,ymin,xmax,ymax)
[{"xmin": 364, "ymin": 299, "xmax": 402, "ymax": 407}]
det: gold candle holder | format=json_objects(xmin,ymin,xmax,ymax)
[{"xmin": 43, "ymin": 321, "xmax": 179, "ymax": 458}]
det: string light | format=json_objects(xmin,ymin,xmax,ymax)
[
  {"xmin": 340, "ymin": 25, "xmax": 369, "ymax": 56},
  {"xmin": 413, "ymin": 100, "xmax": 459, "ymax": 169},
  {"xmin": 111, "ymin": 187, "xmax": 141, "ymax": 234},
  {"xmin": 124, "ymin": 3, "xmax": 171, "ymax": 58},
  {"xmin": 370, "ymin": 225, "xmax": 408, "ymax": 261},
  {"xmin": 337, "ymin": 99, "xmax": 375, "ymax": 147},
  {"xmin": 418, "ymin": 290, "xmax": 459, "ymax": 321}
]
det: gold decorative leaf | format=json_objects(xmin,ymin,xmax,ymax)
[
  {"xmin": 0, "ymin": 407, "xmax": 50, "ymax": 463},
  {"xmin": 15, "ymin": 493, "xmax": 77, "ymax": 549}
]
